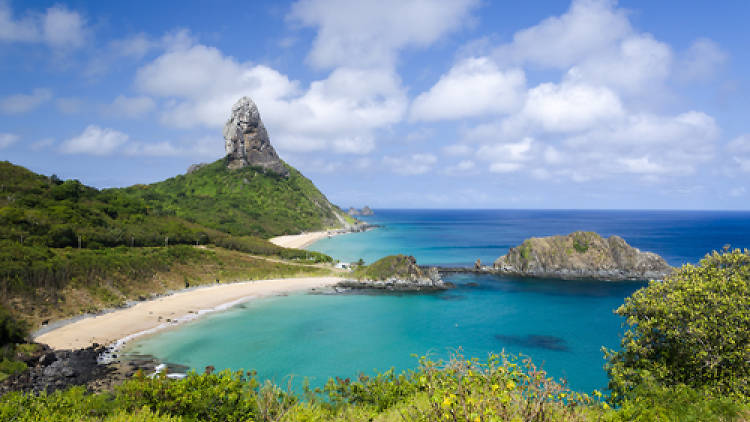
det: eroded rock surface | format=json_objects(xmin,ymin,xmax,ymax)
[{"xmin": 223, "ymin": 97, "xmax": 289, "ymax": 177}]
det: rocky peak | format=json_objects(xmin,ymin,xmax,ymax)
[{"xmin": 223, "ymin": 97, "xmax": 289, "ymax": 177}]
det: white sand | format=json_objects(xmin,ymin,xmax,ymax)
[
  {"xmin": 34, "ymin": 277, "xmax": 344, "ymax": 350},
  {"xmin": 269, "ymin": 231, "xmax": 331, "ymax": 249}
]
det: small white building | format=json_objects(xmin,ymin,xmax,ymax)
[{"xmin": 335, "ymin": 262, "xmax": 352, "ymax": 270}]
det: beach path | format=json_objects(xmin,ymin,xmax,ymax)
[{"xmin": 34, "ymin": 277, "xmax": 344, "ymax": 350}]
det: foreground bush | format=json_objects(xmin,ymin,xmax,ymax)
[
  {"xmin": 605, "ymin": 249, "xmax": 750, "ymax": 401},
  {"xmin": 2, "ymin": 354, "xmax": 746, "ymax": 421}
]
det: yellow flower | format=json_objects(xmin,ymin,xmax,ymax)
[{"xmin": 506, "ymin": 381, "xmax": 516, "ymax": 390}]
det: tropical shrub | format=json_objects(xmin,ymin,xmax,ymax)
[{"xmin": 605, "ymin": 248, "xmax": 750, "ymax": 401}]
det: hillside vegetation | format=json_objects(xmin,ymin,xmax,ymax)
[
  {"xmin": 120, "ymin": 159, "xmax": 352, "ymax": 238},
  {"xmin": 0, "ymin": 161, "xmax": 337, "ymax": 326}
]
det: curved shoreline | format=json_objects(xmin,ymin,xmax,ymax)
[{"xmin": 33, "ymin": 277, "xmax": 344, "ymax": 351}]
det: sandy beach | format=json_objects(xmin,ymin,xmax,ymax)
[
  {"xmin": 34, "ymin": 277, "xmax": 344, "ymax": 350},
  {"xmin": 269, "ymin": 231, "xmax": 331, "ymax": 249}
]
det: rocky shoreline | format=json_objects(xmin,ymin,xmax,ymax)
[{"xmin": 0, "ymin": 343, "xmax": 160, "ymax": 395}]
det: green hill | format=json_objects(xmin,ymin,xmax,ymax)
[
  {"xmin": 0, "ymin": 160, "xmax": 345, "ymax": 326},
  {"xmin": 119, "ymin": 159, "xmax": 353, "ymax": 238}
]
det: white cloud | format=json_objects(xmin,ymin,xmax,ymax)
[
  {"xmin": 677, "ymin": 38, "xmax": 727, "ymax": 82},
  {"xmin": 135, "ymin": 40, "xmax": 407, "ymax": 155},
  {"xmin": 728, "ymin": 135, "xmax": 750, "ymax": 172},
  {"xmin": 109, "ymin": 33, "xmax": 155, "ymax": 59},
  {"xmin": 0, "ymin": 133, "xmax": 19, "ymax": 149},
  {"xmin": 59, "ymin": 125, "xmax": 221, "ymax": 158},
  {"xmin": 0, "ymin": 3, "xmax": 37, "ymax": 42},
  {"xmin": 522, "ymin": 81, "xmax": 624, "ymax": 132},
  {"xmin": 288, "ymin": 0, "xmax": 478, "ymax": 69},
  {"xmin": 492, "ymin": 0, "xmax": 632, "ymax": 69},
  {"xmin": 566, "ymin": 34, "xmax": 673, "ymax": 96},
  {"xmin": 60, "ymin": 126, "xmax": 129, "ymax": 155},
  {"xmin": 108, "ymin": 95, "xmax": 156, "ymax": 118},
  {"xmin": 0, "ymin": 88, "xmax": 52, "ymax": 114},
  {"xmin": 383, "ymin": 153, "xmax": 437, "ymax": 175},
  {"xmin": 476, "ymin": 137, "xmax": 534, "ymax": 173},
  {"xmin": 0, "ymin": 3, "xmax": 87, "ymax": 49},
  {"xmin": 410, "ymin": 57, "xmax": 525, "ymax": 121},
  {"xmin": 42, "ymin": 5, "xmax": 86, "ymax": 48}
]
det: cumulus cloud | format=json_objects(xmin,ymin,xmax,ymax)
[
  {"xmin": 0, "ymin": 133, "xmax": 19, "ymax": 149},
  {"xmin": 521, "ymin": 81, "xmax": 624, "ymax": 132},
  {"xmin": 410, "ymin": 57, "xmax": 525, "ymax": 121},
  {"xmin": 383, "ymin": 153, "xmax": 437, "ymax": 175},
  {"xmin": 492, "ymin": 0, "xmax": 632, "ymax": 69},
  {"xmin": 0, "ymin": 88, "xmax": 52, "ymax": 114},
  {"xmin": 59, "ymin": 125, "xmax": 221, "ymax": 158},
  {"xmin": 476, "ymin": 137, "xmax": 534, "ymax": 173},
  {"xmin": 0, "ymin": 3, "xmax": 87, "ymax": 49},
  {"xmin": 60, "ymin": 125, "xmax": 129, "ymax": 155},
  {"xmin": 134, "ymin": 40, "xmax": 407, "ymax": 155},
  {"xmin": 288, "ymin": 0, "xmax": 478, "ymax": 69},
  {"xmin": 677, "ymin": 38, "xmax": 727, "ymax": 82},
  {"xmin": 108, "ymin": 95, "xmax": 156, "ymax": 118}
]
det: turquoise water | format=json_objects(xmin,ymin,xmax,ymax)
[{"xmin": 126, "ymin": 210, "xmax": 750, "ymax": 394}]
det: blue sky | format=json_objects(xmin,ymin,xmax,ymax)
[{"xmin": 1, "ymin": 0, "xmax": 749, "ymax": 209}]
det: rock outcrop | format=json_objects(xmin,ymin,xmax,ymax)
[
  {"xmin": 0, "ymin": 343, "xmax": 159, "ymax": 395},
  {"xmin": 339, "ymin": 254, "xmax": 452, "ymax": 291},
  {"xmin": 347, "ymin": 206, "xmax": 374, "ymax": 216},
  {"xmin": 493, "ymin": 231, "xmax": 673, "ymax": 281},
  {"xmin": 223, "ymin": 97, "xmax": 289, "ymax": 177}
]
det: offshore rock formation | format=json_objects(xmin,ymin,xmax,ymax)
[
  {"xmin": 347, "ymin": 206, "xmax": 374, "ymax": 216},
  {"xmin": 223, "ymin": 97, "xmax": 289, "ymax": 177},
  {"xmin": 339, "ymin": 255, "xmax": 452, "ymax": 291},
  {"xmin": 493, "ymin": 231, "xmax": 673, "ymax": 281}
]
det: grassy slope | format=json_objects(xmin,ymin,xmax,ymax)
[
  {"xmin": 119, "ymin": 159, "xmax": 349, "ymax": 238},
  {"xmin": 0, "ymin": 160, "xmax": 339, "ymax": 328}
]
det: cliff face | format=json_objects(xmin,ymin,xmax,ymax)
[
  {"xmin": 493, "ymin": 231, "xmax": 673, "ymax": 281},
  {"xmin": 223, "ymin": 97, "xmax": 289, "ymax": 177}
]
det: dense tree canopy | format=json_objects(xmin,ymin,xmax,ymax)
[{"xmin": 605, "ymin": 249, "xmax": 750, "ymax": 400}]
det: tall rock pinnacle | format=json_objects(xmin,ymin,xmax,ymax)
[{"xmin": 223, "ymin": 97, "xmax": 289, "ymax": 177}]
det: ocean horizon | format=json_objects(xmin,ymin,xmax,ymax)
[{"xmin": 125, "ymin": 209, "xmax": 750, "ymax": 394}]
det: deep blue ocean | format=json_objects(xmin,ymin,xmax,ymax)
[{"xmin": 125, "ymin": 210, "xmax": 750, "ymax": 394}]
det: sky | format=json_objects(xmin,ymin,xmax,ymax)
[{"xmin": 1, "ymin": 0, "xmax": 749, "ymax": 210}]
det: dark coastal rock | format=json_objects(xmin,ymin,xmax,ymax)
[
  {"xmin": 223, "ymin": 96, "xmax": 289, "ymax": 177},
  {"xmin": 0, "ymin": 344, "xmax": 158, "ymax": 395},
  {"xmin": 493, "ymin": 231, "xmax": 673, "ymax": 281},
  {"xmin": 339, "ymin": 255, "xmax": 453, "ymax": 291}
]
